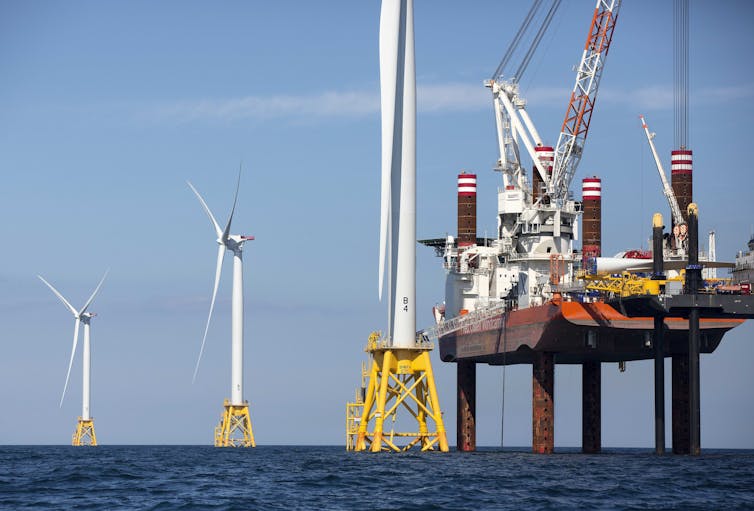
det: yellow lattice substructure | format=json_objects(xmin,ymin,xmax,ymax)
[
  {"xmin": 72, "ymin": 418, "xmax": 97, "ymax": 446},
  {"xmin": 214, "ymin": 399, "xmax": 255, "ymax": 447},
  {"xmin": 346, "ymin": 399, "xmax": 364, "ymax": 451},
  {"xmin": 355, "ymin": 332, "xmax": 449, "ymax": 453},
  {"xmin": 346, "ymin": 362, "xmax": 367, "ymax": 451}
]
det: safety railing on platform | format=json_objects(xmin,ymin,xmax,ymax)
[
  {"xmin": 365, "ymin": 331, "xmax": 434, "ymax": 351},
  {"xmin": 422, "ymin": 301, "xmax": 507, "ymax": 340}
]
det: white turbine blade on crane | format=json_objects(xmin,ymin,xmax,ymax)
[
  {"xmin": 378, "ymin": 0, "xmax": 401, "ymax": 302},
  {"xmin": 38, "ymin": 275, "xmax": 78, "ymax": 317},
  {"xmin": 60, "ymin": 318, "xmax": 81, "ymax": 407},
  {"xmin": 188, "ymin": 181, "xmax": 223, "ymax": 239},
  {"xmin": 79, "ymin": 269, "xmax": 108, "ymax": 316},
  {"xmin": 192, "ymin": 244, "xmax": 225, "ymax": 382},
  {"xmin": 222, "ymin": 168, "xmax": 242, "ymax": 244}
]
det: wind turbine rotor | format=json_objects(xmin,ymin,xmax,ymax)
[{"xmin": 188, "ymin": 170, "xmax": 245, "ymax": 382}]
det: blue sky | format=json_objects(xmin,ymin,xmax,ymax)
[{"xmin": 1, "ymin": 0, "xmax": 752, "ymax": 447}]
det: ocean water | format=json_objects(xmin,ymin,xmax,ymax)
[{"xmin": 1, "ymin": 446, "xmax": 753, "ymax": 510}]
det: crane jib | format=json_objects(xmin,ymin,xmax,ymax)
[{"xmin": 550, "ymin": 0, "xmax": 621, "ymax": 203}]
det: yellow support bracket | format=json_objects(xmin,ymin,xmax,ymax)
[
  {"xmin": 352, "ymin": 332, "xmax": 449, "ymax": 453},
  {"xmin": 581, "ymin": 271, "xmax": 686, "ymax": 298}
]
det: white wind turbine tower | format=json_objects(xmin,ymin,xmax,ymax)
[
  {"xmin": 38, "ymin": 271, "xmax": 107, "ymax": 446},
  {"xmin": 188, "ymin": 172, "xmax": 256, "ymax": 448},
  {"xmin": 352, "ymin": 0, "xmax": 449, "ymax": 453}
]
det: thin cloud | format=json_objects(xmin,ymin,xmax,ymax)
[
  {"xmin": 151, "ymin": 83, "xmax": 491, "ymax": 122},
  {"xmin": 153, "ymin": 91, "xmax": 380, "ymax": 122},
  {"xmin": 418, "ymin": 83, "xmax": 489, "ymax": 111},
  {"xmin": 598, "ymin": 83, "xmax": 754, "ymax": 110},
  {"xmin": 523, "ymin": 86, "xmax": 572, "ymax": 107},
  {"xmin": 149, "ymin": 82, "xmax": 754, "ymax": 122},
  {"xmin": 702, "ymin": 83, "xmax": 754, "ymax": 104},
  {"xmin": 599, "ymin": 85, "xmax": 674, "ymax": 110}
]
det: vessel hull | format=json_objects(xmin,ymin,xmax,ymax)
[{"xmin": 438, "ymin": 300, "xmax": 743, "ymax": 365}]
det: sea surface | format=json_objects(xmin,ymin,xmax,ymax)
[{"xmin": 1, "ymin": 446, "xmax": 753, "ymax": 510}]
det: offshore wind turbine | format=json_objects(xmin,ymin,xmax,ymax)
[
  {"xmin": 188, "ymin": 172, "xmax": 256, "ymax": 448},
  {"xmin": 38, "ymin": 271, "xmax": 108, "ymax": 446},
  {"xmin": 353, "ymin": 0, "xmax": 448, "ymax": 453}
]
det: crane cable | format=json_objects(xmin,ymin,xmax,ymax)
[
  {"xmin": 674, "ymin": 0, "xmax": 689, "ymax": 149},
  {"xmin": 492, "ymin": 0, "xmax": 544, "ymax": 81},
  {"xmin": 515, "ymin": 0, "xmax": 562, "ymax": 82}
]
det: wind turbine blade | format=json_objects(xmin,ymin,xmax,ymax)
[
  {"xmin": 222, "ymin": 167, "xmax": 242, "ymax": 243},
  {"xmin": 193, "ymin": 244, "xmax": 225, "ymax": 382},
  {"xmin": 378, "ymin": 0, "xmax": 401, "ymax": 301},
  {"xmin": 188, "ymin": 181, "xmax": 223, "ymax": 238},
  {"xmin": 60, "ymin": 319, "xmax": 81, "ymax": 407},
  {"xmin": 38, "ymin": 275, "xmax": 78, "ymax": 317},
  {"xmin": 378, "ymin": 197, "xmax": 389, "ymax": 302},
  {"xmin": 79, "ymin": 269, "xmax": 108, "ymax": 315}
]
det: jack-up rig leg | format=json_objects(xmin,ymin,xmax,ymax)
[
  {"xmin": 532, "ymin": 352, "xmax": 554, "ymax": 454},
  {"xmin": 582, "ymin": 360, "xmax": 601, "ymax": 454},
  {"xmin": 457, "ymin": 361, "xmax": 476, "ymax": 452}
]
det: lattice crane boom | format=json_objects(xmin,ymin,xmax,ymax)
[{"xmin": 550, "ymin": 0, "xmax": 621, "ymax": 203}]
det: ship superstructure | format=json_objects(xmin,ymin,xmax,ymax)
[
  {"xmin": 420, "ymin": 0, "xmax": 750, "ymax": 456},
  {"xmin": 424, "ymin": 0, "xmax": 620, "ymax": 331},
  {"xmin": 430, "ymin": 166, "xmax": 581, "ymax": 323},
  {"xmin": 733, "ymin": 236, "xmax": 754, "ymax": 284}
]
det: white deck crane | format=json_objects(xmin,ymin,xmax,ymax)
[
  {"xmin": 481, "ymin": 0, "xmax": 622, "ymax": 261},
  {"xmin": 550, "ymin": 0, "xmax": 622, "ymax": 204},
  {"xmin": 639, "ymin": 115, "xmax": 685, "ymax": 228},
  {"xmin": 485, "ymin": 0, "xmax": 562, "ymax": 197}
]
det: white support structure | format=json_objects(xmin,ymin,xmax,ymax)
[
  {"xmin": 82, "ymin": 317, "xmax": 92, "ymax": 420},
  {"xmin": 231, "ymin": 248, "xmax": 244, "ymax": 405},
  {"xmin": 491, "ymin": 84, "xmax": 526, "ymax": 194},
  {"xmin": 487, "ymin": 80, "xmax": 550, "ymax": 190}
]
